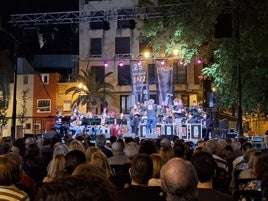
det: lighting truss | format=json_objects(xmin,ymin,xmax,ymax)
[{"xmin": 9, "ymin": 3, "xmax": 190, "ymax": 27}]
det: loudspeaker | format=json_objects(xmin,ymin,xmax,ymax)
[{"xmin": 215, "ymin": 13, "xmax": 233, "ymax": 38}]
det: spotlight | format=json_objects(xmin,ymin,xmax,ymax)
[
  {"xmin": 161, "ymin": 60, "xmax": 165, "ymax": 65},
  {"xmin": 196, "ymin": 58, "xmax": 202, "ymax": 64},
  {"xmin": 179, "ymin": 60, "xmax": 184, "ymax": 65},
  {"xmin": 119, "ymin": 61, "xmax": 124, "ymax": 67},
  {"xmin": 104, "ymin": 61, "xmax": 109, "ymax": 67},
  {"xmin": 138, "ymin": 60, "xmax": 142, "ymax": 66}
]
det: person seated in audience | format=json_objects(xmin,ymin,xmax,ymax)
[
  {"xmin": 85, "ymin": 146, "xmax": 100, "ymax": 163},
  {"xmin": 160, "ymin": 157, "xmax": 198, "ymax": 201},
  {"xmin": 139, "ymin": 139, "xmax": 157, "ymax": 156},
  {"xmin": 173, "ymin": 140, "xmax": 186, "ymax": 159},
  {"xmin": 89, "ymin": 151, "xmax": 114, "ymax": 179},
  {"xmin": 191, "ymin": 151, "xmax": 234, "ymax": 201},
  {"xmin": 108, "ymin": 141, "xmax": 128, "ymax": 165},
  {"xmin": 123, "ymin": 142, "xmax": 139, "ymax": 163},
  {"xmin": 95, "ymin": 134, "xmax": 113, "ymax": 158},
  {"xmin": 148, "ymin": 153, "xmax": 165, "ymax": 187},
  {"xmin": 232, "ymin": 141, "xmax": 253, "ymax": 169},
  {"xmin": 5, "ymin": 152, "xmax": 35, "ymax": 200},
  {"xmin": 159, "ymin": 138, "xmax": 174, "ymax": 163},
  {"xmin": 261, "ymin": 176, "xmax": 268, "ymax": 201},
  {"xmin": 0, "ymin": 156, "xmax": 30, "ymax": 201},
  {"xmin": 241, "ymin": 153, "xmax": 268, "ymax": 191},
  {"xmin": 117, "ymin": 153, "xmax": 165, "ymax": 201},
  {"xmin": 72, "ymin": 163, "xmax": 107, "ymax": 179},
  {"xmin": 64, "ymin": 149, "xmax": 86, "ymax": 175},
  {"xmin": 35, "ymin": 175, "xmax": 117, "ymax": 201},
  {"xmin": 42, "ymin": 154, "xmax": 66, "ymax": 182}
]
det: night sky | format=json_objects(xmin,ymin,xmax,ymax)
[{"xmin": 0, "ymin": 0, "xmax": 79, "ymax": 54}]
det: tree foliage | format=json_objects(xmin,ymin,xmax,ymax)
[
  {"xmin": 138, "ymin": 0, "xmax": 268, "ymax": 115},
  {"xmin": 65, "ymin": 69, "xmax": 114, "ymax": 110}
]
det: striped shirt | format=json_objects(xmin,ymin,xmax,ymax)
[{"xmin": 0, "ymin": 187, "xmax": 30, "ymax": 201}]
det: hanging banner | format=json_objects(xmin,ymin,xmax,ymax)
[
  {"xmin": 156, "ymin": 60, "xmax": 174, "ymax": 106},
  {"xmin": 131, "ymin": 61, "xmax": 149, "ymax": 103}
]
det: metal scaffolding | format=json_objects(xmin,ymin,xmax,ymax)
[{"xmin": 9, "ymin": 3, "xmax": 190, "ymax": 27}]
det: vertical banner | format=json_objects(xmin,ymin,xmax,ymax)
[
  {"xmin": 131, "ymin": 61, "xmax": 149, "ymax": 103},
  {"xmin": 156, "ymin": 60, "xmax": 174, "ymax": 106}
]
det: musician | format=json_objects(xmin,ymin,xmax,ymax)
[
  {"xmin": 172, "ymin": 98, "xmax": 186, "ymax": 137},
  {"xmin": 157, "ymin": 101, "xmax": 166, "ymax": 123},
  {"xmin": 116, "ymin": 113, "xmax": 128, "ymax": 137},
  {"xmin": 163, "ymin": 106, "xmax": 173, "ymax": 124},
  {"xmin": 202, "ymin": 112, "xmax": 213, "ymax": 139},
  {"xmin": 129, "ymin": 104, "xmax": 141, "ymax": 137},
  {"xmin": 145, "ymin": 99, "xmax": 158, "ymax": 135},
  {"xmin": 101, "ymin": 106, "xmax": 108, "ymax": 125},
  {"xmin": 186, "ymin": 112, "xmax": 197, "ymax": 124}
]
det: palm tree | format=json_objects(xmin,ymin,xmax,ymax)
[{"xmin": 65, "ymin": 68, "xmax": 114, "ymax": 111}]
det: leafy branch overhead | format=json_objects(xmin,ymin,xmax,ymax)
[{"xmin": 138, "ymin": 0, "xmax": 268, "ymax": 115}]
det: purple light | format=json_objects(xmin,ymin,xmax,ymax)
[
  {"xmin": 119, "ymin": 61, "xmax": 124, "ymax": 67},
  {"xmin": 196, "ymin": 58, "xmax": 202, "ymax": 64},
  {"xmin": 179, "ymin": 60, "xmax": 184, "ymax": 65},
  {"xmin": 138, "ymin": 60, "xmax": 142, "ymax": 66},
  {"xmin": 104, "ymin": 61, "xmax": 109, "ymax": 67},
  {"xmin": 161, "ymin": 60, "xmax": 165, "ymax": 65}
]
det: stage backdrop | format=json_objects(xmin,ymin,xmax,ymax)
[
  {"xmin": 156, "ymin": 60, "xmax": 174, "ymax": 106},
  {"xmin": 131, "ymin": 61, "xmax": 149, "ymax": 103}
]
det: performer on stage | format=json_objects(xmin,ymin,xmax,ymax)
[
  {"xmin": 163, "ymin": 106, "xmax": 173, "ymax": 124},
  {"xmin": 202, "ymin": 112, "xmax": 213, "ymax": 139},
  {"xmin": 129, "ymin": 104, "xmax": 141, "ymax": 137},
  {"xmin": 172, "ymin": 98, "xmax": 186, "ymax": 137},
  {"xmin": 145, "ymin": 99, "xmax": 158, "ymax": 136}
]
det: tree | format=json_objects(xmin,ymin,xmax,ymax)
[
  {"xmin": 138, "ymin": 0, "xmax": 268, "ymax": 115},
  {"xmin": 65, "ymin": 68, "xmax": 114, "ymax": 111},
  {"xmin": 18, "ymin": 88, "xmax": 30, "ymax": 126}
]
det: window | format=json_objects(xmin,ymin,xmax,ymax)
[
  {"xmin": 115, "ymin": 37, "xmax": 130, "ymax": 55},
  {"xmin": 174, "ymin": 63, "xmax": 187, "ymax": 84},
  {"xmin": 148, "ymin": 64, "xmax": 157, "ymax": 84},
  {"xmin": 25, "ymin": 123, "xmax": 31, "ymax": 129},
  {"xmin": 90, "ymin": 38, "xmax": 102, "ymax": 56},
  {"xmin": 92, "ymin": 66, "xmax": 104, "ymax": 83},
  {"xmin": 117, "ymin": 9, "xmax": 135, "ymax": 29},
  {"xmin": 118, "ymin": 65, "xmax": 131, "ymax": 85},
  {"xmin": 63, "ymin": 100, "xmax": 72, "ymax": 112},
  {"xmin": 33, "ymin": 124, "xmax": 41, "ymax": 130},
  {"xmin": 37, "ymin": 99, "xmax": 51, "ymax": 113},
  {"xmin": 23, "ymin": 75, "xmax": 28, "ymax": 85},
  {"xmin": 41, "ymin": 74, "xmax": 49, "ymax": 84},
  {"xmin": 194, "ymin": 63, "xmax": 202, "ymax": 84},
  {"xmin": 89, "ymin": 11, "xmax": 104, "ymax": 30}
]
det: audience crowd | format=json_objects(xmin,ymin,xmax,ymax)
[{"xmin": 0, "ymin": 133, "xmax": 267, "ymax": 201}]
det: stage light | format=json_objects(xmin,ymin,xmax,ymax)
[
  {"xmin": 119, "ymin": 61, "xmax": 124, "ymax": 67},
  {"xmin": 196, "ymin": 58, "xmax": 202, "ymax": 64},
  {"xmin": 138, "ymin": 60, "xmax": 142, "ymax": 66},
  {"xmin": 179, "ymin": 60, "xmax": 184, "ymax": 65},
  {"xmin": 161, "ymin": 60, "xmax": 165, "ymax": 65},
  {"xmin": 173, "ymin": 48, "xmax": 179, "ymax": 56},
  {"xmin": 143, "ymin": 51, "xmax": 150, "ymax": 59},
  {"xmin": 104, "ymin": 61, "xmax": 109, "ymax": 67}
]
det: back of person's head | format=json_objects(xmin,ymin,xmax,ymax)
[
  {"xmin": 24, "ymin": 142, "xmax": 41, "ymax": 157},
  {"xmin": 241, "ymin": 141, "xmax": 254, "ymax": 152},
  {"xmin": 72, "ymin": 163, "xmax": 107, "ymax": 179},
  {"xmin": 85, "ymin": 146, "xmax": 100, "ymax": 163},
  {"xmin": 5, "ymin": 152, "xmax": 23, "ymax": 170},
  {"xmin": 191, "ymin": 151, "xmax": 217, "ymax": 183},
  {"xmin": 231, "ymin": 140, "xmax": 241, "ymax": 151},
  {"xmin": 160, "ymin": 158, "xmax": 198, "ymax": 201},
  {"xmin": 254, "ymin": 153, "xmax": 268, "ymax": 179},
  {"xmin": 111, "ymin": 141, "xmax": 123, "ymax": 154},
  {"xmin": 109, "ymin": 136, "xmax": 117, "ymax": 145},
  {"xmin": 150, "ymin": 153, "xmax": 165, "ymax": 179},
  {"xmin": 205, "ymin": 139, "xmax": 218, "ymax": 154},
  {"xmin": 124, "ymin": 142, "xmax": 139, "ymax": 162},
  {"xmin": 96, "ymin": 134, "xmax": 106, "ymax": 147},
  {"xmin": 0, "ymin": 156, "xmax": 21, "ymax": 185},
  {"xmin": 89, "ymin": 151, "xmax": 113, "ymax": 178},
  {"xmin": 35, "ymin": 175, "xmax": 117, "ymax": 201},
  {"xmin": 68, "ymin": 140, "xmax": 85, "ymax": 153},
  {"xmin": 65, "ymin": 150, "xmax": 86, "ymax": 175},
  {"xmin": 173, "ymin": 140, "xmax": 185, "ymax": 158},
  {"xmin": 48, "ymin": 154, "xmax": 66, "ymax": 180},
  {"xmin": 130, "ymin": 153, "xmax": 153, "ymax": 185},
  {"xmin": 139, "ymin": 140, "xmax": 157, "ymax": 155},
  {"xmin": 53, "ymin": 142, "xmax": 69, "ymax": 157},
  {"xmin": 261, "ymin": 176, "xmax": 268, "ymax": 200}
]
